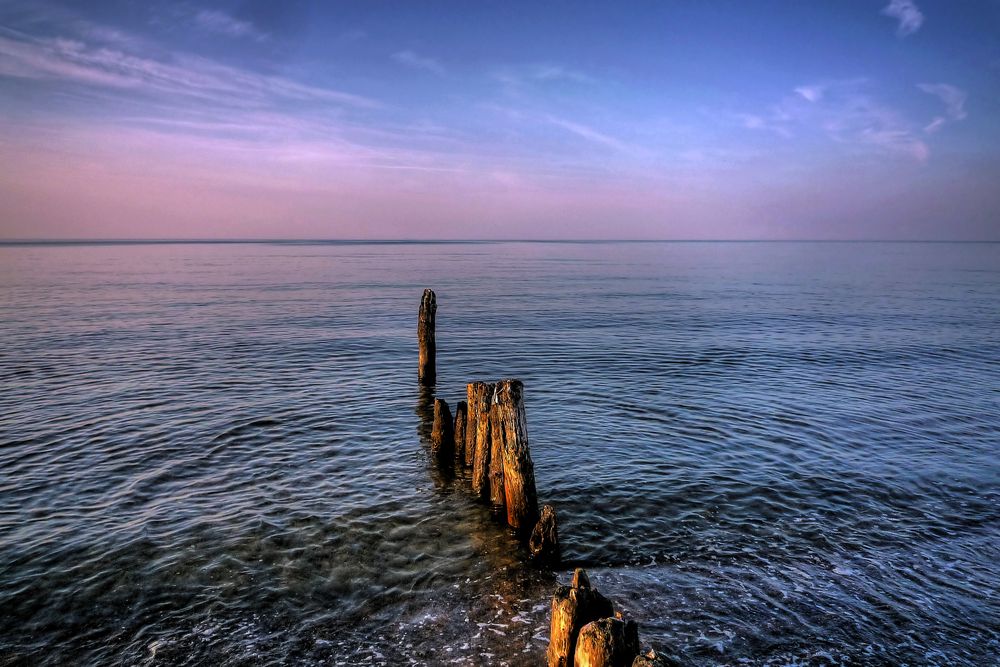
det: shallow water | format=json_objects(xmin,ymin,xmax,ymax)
[{"xmin": 1, "ymin": 241, "xmax": 998, "ymax": 666}]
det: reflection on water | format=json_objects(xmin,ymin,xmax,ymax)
[{"xmin": 0, "ymin": 241, "xmax": 998, "ymax": 665}]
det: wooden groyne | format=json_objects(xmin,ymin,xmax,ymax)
[{"xmin": 418, "ymin": 289, "xmax": 670, "ymax": 667}]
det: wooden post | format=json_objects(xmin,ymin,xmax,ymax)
[
  {"xmin": 573, "ymin": 616, "xmax": 639, "ymax": 667},
  {"xmin": 488, "ymin": 400, "xmax": 506, "ymax": 513},
  {"xmin": 469, "ymin": 381, "xmax": 494, "ymax": 497},
  {"xmin": 529, "ymin": 504, "xmax": 560, "ymax": 564},
  {"xmin": 417, "ymin": 289, "xmax": 436, "ymax": 385},
  {"xmin": 453, "ymin": 400, "xmax": 468, "ymax": 465},
  {"xmin": 547, "ymin": 568, "xmax": 615, "ymax": 667},
  {"xmin": 464, "ymin": 382, "xmax": 489, "ymax": 468},
  {"xmin": 430, "ymin": 398, "xmax": 454, "ymax": 464},
  {"xmin": 494, "ymin": 379, "xmax": 539, "ymax": 535}
]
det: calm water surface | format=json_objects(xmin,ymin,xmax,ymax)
[{"xmin": 1, "ymin": 241, "xmax": 998, "ymax": 666}]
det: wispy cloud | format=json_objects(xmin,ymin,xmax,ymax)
[
  {"xmin": 392, "ymin": 50, "xmax": 445, "ymax": 75},
  {"xmin": 741, "ymin": 80, "xmax": 929, "ymax": 162},
  {"xmin": 493, "ymin": 63, "xmax": 596, "ymax": 95},
  {"xmin": 526, "ymin": 64, "xmax": 594, "ymax": 84},
  {"xmin": 192, "ymin": 9, "xmax": 268, "ymax": 42},
  {"xmin": 794, "ymin": 85, "xmax": 824, "ymax": 103},
  {"xmin": 737, "ymin": 113, "xmax": 792, "ymax": 138},
  {"xmin": 0, "ymin": 29, "xmax": 378, "ymax": 108},
  {"xmin": 544, "ymin": 115, "xmax": 631, "ymax": 152},
  {"xmin": 917, "ymin": 83, "xmax": 967, "ymax": 133},
  {"xmin": 882, "ymin": 0, "xmax": 924, "ymax": 37}
]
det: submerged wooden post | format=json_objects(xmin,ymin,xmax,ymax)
[
  {"xmin": 417, "ymin": 289, "xmax": 436, "ymax": 385},
  {"xmin": 430, "ymin": 398, "xmax": 454, "ymax": 463},
  {"xmin": 494, "ymin": 379, "xmax": 539, "ymax": 535},
  {"xmin": 469, "ymin": 382, "xmax": 494, "ymax": 496},
  {"xmin": 453, "ymin": 400, "xmax": 468, "ymax": 465}
]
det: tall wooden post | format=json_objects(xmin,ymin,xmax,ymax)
[
  {"xmin": 417, "ymin": 289, "xmax": 436, "ymax": 385},
  {"xmin": 495, "ymin": 379, "xmax": 539, "ymax": 535}
]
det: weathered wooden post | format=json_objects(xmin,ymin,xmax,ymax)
[
  {"xmin": 417, "ymin": 289, "xmax": 436, "ymax": 385},
  {"xmin": 547, "ymin": 568, "xmax": 615, "ymax": 667},
  {"xmin": 573, "ymin": 615, "xmax": 639, "ymax": 667},
  {"xmin": 430, "ymin": 398, "xmax": 454, "ymax": 464},
  {"xmin": 464, "ymin": 382, "xmax": 489, "ymax": 469},
  {"xmin": 453, "ymin": 400, "xmax": 468, "ymax": 465},
  {"xmin": 529, "ymin": 504, "xmax": 560, "ymax": 564},
  {"xmin": 494, "ymin": 379, "xmax": 539, "ymax": 535},
  {"xmin": 469, "ymin": 382, "xmax": 494, "ymax": 497},
  {"xmin": 488, "ymin": 400, "xmax": 506, "ymax": 513}
]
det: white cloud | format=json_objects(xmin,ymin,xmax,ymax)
[
  {"xmin": 794, "ymin": 85, "xmax": 824, "ymax": 103},
  {"xmin": 882, "ymin": 0, "xmax": 924, "ymax": 37},
  {"xmin": 736, "ymin": 80, "xmax": 930, "ymax": 163},
  {"xmin": 544, "ymin": 115, "xmax": 631, "ymax": 152},
  {"xmin": 0, "ymin": 30, "xmax": 378, "ymax": 108},
  {"xmin": 193, "ymin": 9, "xmax": 268, "ymax": 41},
  {"xmin": 392, "ymin": 50, "xmax": 445, "ymax": 75},
  {"xmin": 917, "ymin": 83, "xmax": 967, "ymax": 133}
]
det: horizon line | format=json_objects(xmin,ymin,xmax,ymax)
[{"xmin": 1, "ymin": 238, "xmax": 998, "ymax": 245}]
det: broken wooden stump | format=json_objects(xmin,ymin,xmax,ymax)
[
  {"xmin": 494, "ymin": 379, "xmax": 539, "ymax": 536},
  {"xmin": 452, "ymin": 400, "xmax": 468, "ymax": 464},
  {"xmin": 574, "ymin": 615, "xmax": 640, "ymax": 667},
  {"xmin": 469, "ymin": 381, "xmax": 494, "ymax": 497},
  {"xmin": 430, "ymin": 398, "xmax": 454, "ymax": 463},
  {"xmin": 547, "ymin": 568, "xmax": 615, "ymax": 667},
  {"xmin": 417, "ymin": 289, "xmax": 436, "ymax": 385},
  {"xmin": 529, "ymin": 504, "xmax": 560, "ymax": 564}
]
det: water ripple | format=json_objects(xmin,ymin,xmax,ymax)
[{"xmin": 1, "ymin": 241, "xmax": 998, "ymax": 665}]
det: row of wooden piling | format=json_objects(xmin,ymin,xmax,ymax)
[
  {"xmin": 418, "ymin": 289, "xmax": 666, "ymax": 666},
  {"xmin": 431, "ymin": 380, "xmax": 561, "ymax": 563},
  {"xmin": 419, "ymin": 288, "xmax": 559, "ymax": 563}
]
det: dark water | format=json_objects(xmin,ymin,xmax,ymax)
[{"xmin": 1, "ymin": 241, "xmax": 998, "ymax": 666}]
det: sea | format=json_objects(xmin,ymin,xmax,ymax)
[{"xmin": 1, "ymin": 240, "xmax": 997, "ymax": 666}]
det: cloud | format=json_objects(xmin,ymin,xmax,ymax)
[
  {"xmin": 392, "ymin": 50, "xmax": 445, "ymax": 75},
  {"xmin": 526, "ymin": 64, "xmax": 595, "ymax": 84},
  {"xmin": 917, "ymin": 83, "xmax": 967, "ymax": 133},
  {"xmin": 544, "ymin": 115, "xmax": 631, "ymax": 152},
  {"xmin": 0, "ymin": 29, "xmax": 378, "ymax": 108},
  {"xmin": 193, "ymin": 9, "xmax": 268, "ymax": 41},
  {"xmin": 736, "ymin": 113, "xmax": 792, "ymax": 137},
  {"xmin": 492, "ymin": 63, "xmax": 596, "ymax": 95},
  {"xmin": 882, "ymin": 0, "xmax": 924, "ymax": 37},
  {"xmin": 794, "ymin": 85, "xmax": 824, "ymax": 103},
  {"xmin": 738, "ymin": 80, "xmax": 929, "ymax": 162}
]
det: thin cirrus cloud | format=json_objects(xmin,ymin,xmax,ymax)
[
  {"xmin": 794, "ymin": 85, "xmax": 824, "ymax": 103},
  {"xmin": 882, "ymin": 0, "xmax": 924, "ymax": 37},
  {"xmin": 191, "ymin": 9, "xmax": 268, "ymax": 42},
  {"xmin": 917, "ymin": 83, "xmax": 967, "ymax": 133},
  {"xmin": 0, "ymin": 29, "xmax": 378, "ymax": 109},
  {"xmin": 745, "ymin": 80, "xmax": 931, "ymax": 162},
  {"xmin": 543, "ymin": 114, "xmax": 632, "ymax": 152},
  {"xmin": 392, "ymin": 50, "xmax": 445, "ymax": 75}
]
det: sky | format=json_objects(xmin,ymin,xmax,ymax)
[{"xmin": 0, "ymin": 0, "xmax": 998, "ymax": 240}]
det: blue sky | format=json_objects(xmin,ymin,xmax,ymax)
[{"xmin": 0, "ymin": 0, "xmax": 998, "ymax": 239}]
